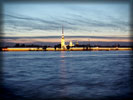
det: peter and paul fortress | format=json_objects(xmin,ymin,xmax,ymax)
[{"xmin": 1, "ymin": 26, "xmax": 132, "ymax": 51}]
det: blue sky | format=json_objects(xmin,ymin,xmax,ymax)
[{"xmin": 3, "ymin": 2, "xmax": 130, "ymax": 38}]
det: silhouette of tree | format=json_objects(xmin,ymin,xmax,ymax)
[
  {"xmin": 67, "ymin": 45, "xmax": 70, "ymax": 50},
  {"xmin": 56, "ymin": 44, "xmax": 61, "ymax": 48},
  {"xmin": 118, "ymin": 44, "xmax": 120, "ymax": 47},
  {"xmin": 21, "ymin": 44, "xmax": 25, "ymax": 47},
  {"xmin": 15, "ymin": 43, "xmax": 20, "ymax": 47},
  {"xmin": 43, "ymin": 46, "xmax": 47, "ymax": 51},
  {"xmin": 54, "ymin": 46, "xmax": 57, "ymax": 51},
  {"xmin": 83, "ymin": 45, "xmax": 86, "ymax": 50},
  {"xmin": 0, "ymin": 47, "xmax": 2, "ymax": 51},
  {"xmin": 86, "ymin": 46, "xmax": 88, "ymax": 50}
]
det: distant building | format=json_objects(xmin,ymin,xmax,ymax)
[
  {"xmin": 69, "ymin": 41, "xmax": 74, "ymax": 47},
  {"xmin": 61, "ymin": 26, "xmax": 66, "ymax": 49},
  {"xmin": 75, "ymin": 41, "xmax": 79, "ymax": 47},
  {"xmin": 75, "ymin": 41, "xmax": 79, "ymax": 46}
]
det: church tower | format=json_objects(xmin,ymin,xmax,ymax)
[{"xmin": 61, "ymin": 26, "xmax": 66, "ymax": 49}]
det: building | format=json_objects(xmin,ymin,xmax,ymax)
[
  {"xmin": 69, "ymin": 41, "xmax": 74, "ymax": 47},
  {"xmin": 61, "ymin": 26, "xmax": 66, "ymax": 49},
  {"xmin": 75, "ymin": 41, "xmax": 79, "ymax": 46}
]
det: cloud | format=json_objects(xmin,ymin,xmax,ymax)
[
  {"xmin": 1, "ymin": 36, "xmax": 131, "ymax": 39},
  {"xmin": 1, "ymin": 38, "xmax": 132, "ymax": 44},
  {"xmin": 5, "ymin": 14, "xmax": 58, "ymax": 25},
  {"xmin": 4, "ymin": 14, "xmax": 80, "ymax": 33},
  {"xmin": 3, "ymin": 3, "xmax": 130, "ymax": 36},
  {"xmin": 1, "ymin": 35, "xmax": 132, "ymax": 44},
  {"xmin": 69, "ymin": 13, "xmax": 129, "ymax": 31}
]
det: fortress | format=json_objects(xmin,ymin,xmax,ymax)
[
  {"xmin": 1, "ymin": 26, "xmax": 133, "ymax": 51},
  {"xmin": 61, "ymin": 26, "xmax": 74, "ymax": 49}
]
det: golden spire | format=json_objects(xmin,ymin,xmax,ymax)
[
  {"xmin": 62, "ymin": 25, "xmax": 64, "ymax": 39},
  {"xmin": 61, "ymin": 25, "xmax": 66, "ymax": 49}
]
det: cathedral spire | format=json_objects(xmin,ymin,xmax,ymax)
[
  {"xmin": 61, "ymin": 25, "xmax": 66, "ymax": 49},
  {"xmin": 62, "ymin": 25, "xmax": 64, "ymax": 39}
]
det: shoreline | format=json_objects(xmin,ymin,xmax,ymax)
[{"xmin": 1, "ymin": 47, "xmax": 133, "ymax": 51}]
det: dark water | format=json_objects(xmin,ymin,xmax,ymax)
[{"xmin": 1, "ymin": 51, "xmax": 133, "ymax": 100}]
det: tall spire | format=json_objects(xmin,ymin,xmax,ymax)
[
  {"xmin": 61, "ymin": 25, "xmax": 66, "ymax": 49},
  {"xmin": 62, "ymin": 25, "xmax": 64, "ymax": 34},
  {"xmin": 62, "ymin": 25, "xmax": 64, "ymax": 39}
]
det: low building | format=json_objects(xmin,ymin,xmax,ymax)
[{"xmin": 69, "ymin": 41, "xmax": 74, "ymax": 47}]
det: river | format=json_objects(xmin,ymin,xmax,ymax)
[{"xmin": 1, "ymin": 51, "xmax": 133, "ymax": 100}]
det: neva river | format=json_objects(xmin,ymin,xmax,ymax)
[{"xmin": 1, "ymin": 51, "xmax": 133, "ymax": 100}]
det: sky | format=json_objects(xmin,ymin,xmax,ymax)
[{"xmin": 1, "ymin": 2, "xmax": 132, "ymax": 45}]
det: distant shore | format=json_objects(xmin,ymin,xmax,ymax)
[{"xmin": 1, "ymin": 47, "xmax": 133, "ymax": 51}]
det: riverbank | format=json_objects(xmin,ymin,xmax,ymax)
[{"xmin": 1, "ymin": 47, "xmax": 133, "ymax": 51}]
